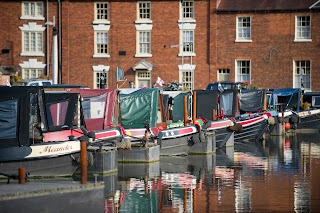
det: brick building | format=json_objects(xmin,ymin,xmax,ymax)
[{"xmin": 0, "ymin": 0, "xmax": 319, "ymax": 91}]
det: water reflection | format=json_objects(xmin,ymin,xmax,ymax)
[{"xmin": 104, "ymin": 132, "xmax": 320, "ymax": 212}]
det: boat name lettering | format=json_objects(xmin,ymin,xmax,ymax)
[{"xmin": 40, "ymin": 145, "xmax": 72, "ymax": 154}]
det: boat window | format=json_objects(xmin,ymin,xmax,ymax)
[
  {"xmin": 82, "ymin": 94, "xmax": 106, "ymax": 119},
  {"xmin": 312, "ymin": 96, "xmax": 320, "ymax": 107},
  {"xmin": 220, "ymin": 92, "xmax": 234, "ymax": 116},
  {"xmin": 0, "ymin": 100, "xmax": 18, "ymax": 139},
  {"xmin": 46, "ymin": 101, "xmax": 68, "ymax": 126}
]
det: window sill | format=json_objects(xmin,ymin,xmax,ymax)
[
  {"xmin": 20, "ymin": 16, "xmax": 45, "ymax": 20},
  {"xmin": 235, "ymin": 39, "xmax": 252, "ymax": 43},
  {"xmin": 93, "ymin": 54, "xmax": 110, "ymax": 58},
  {"xmin": 135, "ymin": 20, "xmax": 153, "ymax": 24},
  {"xmin": 20, "ymin": 52, "xmax": 45, "ymax": 57},
  {"xmin": 294, "ymin": 39, "xmax": 312, "ymax": 42},
  {"xmin": 178, "ymin": 53, "xmax": 196, "ymax": 57},
  {"xmin": 178, "ymin": 19, "xmax": 196, "ymax": 24},
  {"xmin": 135, "ymin": 53, "xmax": 152, "ymax": 58},
  {"xmin": 93, "ymin": 20, "xmax": 110, "ymax": 25}
]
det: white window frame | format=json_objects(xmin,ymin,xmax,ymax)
[
  {"xmin": 236, "ymin": 16, "xmax": 252, "ymax": 42},
  {"xmin": 218, "ymin": 69, "xmax": 230, "ymax": 81},
  {"xmin": 136, "ymin": 1, "xmax": 152, "ymax": 24},
  {"xmin": 295, "ymin": 16, "xmax": 311, "ymax": 42},
  {"xmin": 93, "ymin": 2, "xmax": 110, "ymax": 25},
  {"xmin": 235, "ymin": 60, "xmax": 251, "ymax": 83},
  {"xmin": 19, "ymin": 59, "xmax": 46, "ymax": 80},
  {"xmin": 19, "ymin": 23, "xmax": 45, "ymax": 56},
  {"xmin": 178, "ymin": 23, "xmax": 196, "ymax": 57},
  {"xmin": 21, "ymin": 1, "xmax": 44, "ymax": 20},
  {"xmin": 135, "ymin": 24, "xmax": 152, "ymax": 57},
  {"xmin": 92, "ymin": 65, "xmax": 110, "ymax": 89},
  {"xmin": 136, "ymin": 70, "xmax": 151, "ymax": 88},
  {"xmin": 293, "ymin": 60, "xmax": 311, "ymax": 91},
  {"xmin": 179, "ymin": 64, "xmax": 196, "ymax": 91},
  {"xmin": 180, "ymin": 0, "xmax": 194, "ymax": 21},
  {"xmin": 93, "ymin": 25, "xmax": 110, "ymax": 58}
]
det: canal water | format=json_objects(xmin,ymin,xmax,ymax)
[{"xmin": 105, "ymin": 132, "xmax": 320, "ymax": 212}]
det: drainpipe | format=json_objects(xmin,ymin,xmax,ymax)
[
  {"xmin": 58, "ymin": 0, "xmax": 62, "ymax": 84},
  {"xmin": 46, "ymin": 0, "xmax": 50, "ymax": 78}
]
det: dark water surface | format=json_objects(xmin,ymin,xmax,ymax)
[{"xmin": 106, "ymin": 132, "xmax": 320, "ymax": 213}]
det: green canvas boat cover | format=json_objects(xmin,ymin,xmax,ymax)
[{"xmin": 120, "ymin": 88, "xmax": 159, "ymax": 128}]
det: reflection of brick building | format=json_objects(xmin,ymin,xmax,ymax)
[{"xmin": 0, "ymin": 0, "xmax": 319, "ymax": 90}]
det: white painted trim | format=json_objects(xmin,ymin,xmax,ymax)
[
  {"xmin": 178, "ymin": 63, "xmax": 196, "ymax": 70},
  {"xmin": 93, "ymin": 24, "xmax": 110, "ymax": 31},
  {"xmin": 19, "ymin": 22, "xmax": 45, "ymax": 31},
  {"xmin": 135, "ymin": 24, "xmax": 153, "ymax": 31},
  {"xmin": 92, "ymin": 65, "xmax": 110, "ymax": 72},
  {"xmin": 178, "ymin": 22, "xmax": 196, "ymax": 30},
  {"xmin": 19, "ymin": 59, "xmax": 46, "ymax": 69}
]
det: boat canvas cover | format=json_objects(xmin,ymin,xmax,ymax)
[
  {"xmin": 162, "ymin": 91, "xmax": 191, "ymax": 122},
  {"xmin": 269, "ymin": 88, "xmax": 301, "ymax": 112},
  {"xmin": 120, "ymin": 88, "xmax": 159, "ymax": 128},
  {"xmin": 195, "ymin": 90, "xmax": 219, "ymax": 120},
  {"xmin": 70, "ymin": 89, "xmax": 119, "ymax": 131},
  {"xmin": 239, "ymin": 89, "xmax": 265, "ymax": 113},
  {"xmin": 0, "ymin": 87, "xmax": 44, "ymax": 148}
]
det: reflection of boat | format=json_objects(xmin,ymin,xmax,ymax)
[{"xmin": 0, "ymin": 87, "xmax": 95, "ymax": 178}]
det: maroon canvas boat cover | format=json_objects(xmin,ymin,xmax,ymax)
[{"xmin": 70, "ymin": 89, "xmax": 119, "ymax": 131}]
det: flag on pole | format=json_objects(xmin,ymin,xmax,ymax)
[
  {"xmin": 156, "ymin": 77, "xmax": 164, "ymax": 87},
  {"xmin": 6, "ymin": 79, "xmax": 11, "ymax": 87}
]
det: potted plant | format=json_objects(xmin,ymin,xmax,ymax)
[{"xmin": 301, "ymin": 102, "xmax": 311, "ymax": 110}]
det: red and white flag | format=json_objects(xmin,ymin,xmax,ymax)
[
  {"xmin": 6, "ymin": 80, "xmax": 11, "ymax": 87},
  {"xmin": 156, "ymin": 77, "xmax": 164, "ymax": 86}
]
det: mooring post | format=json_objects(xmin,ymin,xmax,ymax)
[
  {"xmin": 18, "ymin": 167, "xmax": 25, "ymax": 184},
  {"xmin": 212, "ymin": 109, "xmax": 216, "ymax": 120},
  {"xmin": 81, "ymin": 141, "xmax": 87, "ymax": 184},
  {"xmin": 183, "ymin": 95, "xmax": 188, "ymax": 126},
  {"xmin": 192, "ymin": 91, "xmax": 197, "ymax": 124}
]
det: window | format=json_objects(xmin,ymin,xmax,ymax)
[
  {"xmin": 24, "ymin": 32, "xmax": 43, "ymax": 53},
  {"xmin": 21, "ymin": 2, "xmax": 43, "ymax": 20},
  {"xmin": 218, "ymin": 69, "xmax": 230, "ymax": 81},
  {"xmin": 22, "ymin": 68, "xmax": 43, "ymax": 79},
  {"xmin": 181, "ymin": 0, "xmax": 194, "ymax": 20},
  {"xmin": 96, "ymin": 32, "xmax": 108, "ymax": 54},
  {"xmin": 95, "ymin": 71, "xmax": 108, "ymax": 89},
  {"xmin": 138, "ymin": 2, "xmax": 151, "ymax": 20},
  {"xmin": 135, "ymin": 24, "xmax": 152, "ymax": 57},
  {"xmin": 294, "ymin": 60, "xmax": 311, "ymax": 91},
  {"xmin": 295, "ymin": 16, "xmax": 311, "ymax": 41},
  {"xmin": 236, "ymin": 17, "xmax": 251, "ymax": 41},
  {"xmin": 182, "ymin": 30, "xmax": 194, "ymax": 54},
  {"xmin": 236, "ymin": 60, "xmax": 251, "ymax": 83},
  {"xmin": 20, "ymin": 23, "xmax": 45, "ymax": 56},
  {"xmin": 136, "ymin": 71, "xmax": 151, "ymax": 88},
  {"xmin": 180, "ymin": 70, "xmax": 194, "ymax": 91},
  {"xmin": 139, "ymin": 31, "xmax": 151, "ymax": 54},
  {"xmin": 92, "ymin": 65, "xmax": 109, "ymax": 89},
  {"xmin": 93, "ymin": 25, "xmax": 110, "ymax": 57},
  {"xmin": 19, "ymin": 59, "xmax": 46, "ymax": 79},
  {"xmin": 94, "ymin": 2, "xmax": 109, "ymax": 24}
]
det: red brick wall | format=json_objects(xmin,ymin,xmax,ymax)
[
  {"xmin": 211, "ymin": 11, "xmax": 320, "ymax": 90},
  {"xmin": 61, "ymin": 0, "xmax": 210, "ymax": 89}
]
